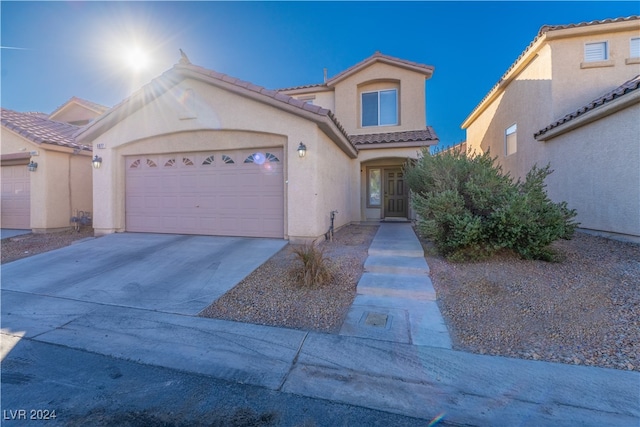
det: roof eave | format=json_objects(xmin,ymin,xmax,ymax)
[
  {"xmin": 327, "ymin": 56, "xmax": 434, "ymax": 87},
  {"xmin": 355, "ymin": 139, "xmax": 438, "ymax": 150},
  {"xmin": 535, "ymin": 89, "xmax": 640, "ymax": 141}
]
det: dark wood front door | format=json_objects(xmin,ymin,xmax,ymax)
[{"xmin": 384, "ymin": 169, "xmax": 407, "ymax": 218}]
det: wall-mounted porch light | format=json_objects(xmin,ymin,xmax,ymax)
[
  {"xmin": 92, "ymin": 155, "xmax": 103, "ymax": 169},
  {"xmin": 27, "ymin": 161, "xmax": 38, "ymax": 172},
  {"xmin": 297, "ymin": 142, "xmax": 307, "ymax": 158}
]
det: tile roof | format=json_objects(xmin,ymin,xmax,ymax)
[
  {"xmin": 50, "ymin": 96, "xmax": 109, "ymax": 118},
  {"xmin": 463, "ymin": 15, "xmax": 640, "ymax": 127},
  {"xmin": 1, "ymin": 108, "xmax": 90, "ymax": 151},
  {"xmin": 277, "ymin": 52, "xmax": 434, "ymax": 91},
  {"xmin": 277, "ymin": 82, "xmax": 328, "ymax": 92},
  {"xmin": 350, "ymin": 127, "xmax": 438, "ymax": 146},
  {"xmin": 535, "ymin": 74, "xmax": 640, "ymax": 138},
  {"xmin": 76, "ymin": 62, "xmax": 358, "ymax": 157},
  {"xmin": 327, "ymin": 51, "xmax": 434, "ymax": 86}
]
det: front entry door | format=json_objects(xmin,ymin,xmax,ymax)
[{"xmin": 384, "ymin": 169, "xmax": 407, "ymax": 218}]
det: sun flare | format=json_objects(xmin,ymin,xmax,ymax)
[{"xmin": 124, "ymin": 45, "xmax": 150, "ymax": 72}]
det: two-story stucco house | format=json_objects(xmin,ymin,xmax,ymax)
[
  {"xmin": 461, "ymin": 16, "xmax": 640, "ymax": 242},
  {"xmin": 1, "ymin": 97, "xmax": 106, "ymax": 231},
  {"xmin": 76, "ymin": 52, "xmax": 438, "ymax": 242}
]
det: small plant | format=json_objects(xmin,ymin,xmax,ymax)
[{"xmin": 291, "ymin": 243, "xmax": 332, "ymax": 288}]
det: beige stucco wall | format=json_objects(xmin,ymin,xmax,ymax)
[
  {"xmin": 333, "ymin": 62, "xmax": 427, "ymax": 135},
  {"xmin": 1, "ymin": 127, "xmax": 93, "ymax": 231},
  {"xmin": 89, "ymin": 78, "xmax": 357, "ymax": 241},
  {"xmin": 550, "ymin": 26, "xmax": 640, "ymax": 119},
  {"xmin": 541, "ymin": 103, "xmax": 640, "ymax": 239},
  {"xmin": 292, "ymin": 90, "xmax": 335, "ymax": 112},
  {"xmin": 465, "ymin": 46, "xmax": 554, "ymax": 179}
]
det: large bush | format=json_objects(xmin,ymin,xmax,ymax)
[{"xmin": 405, "ymin": 149, "xmax": 578, "ymax": 261}]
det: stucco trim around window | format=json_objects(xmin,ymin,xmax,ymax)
[
  {"xmin": 505, "ymin": 123, "xmax": 517, "ymax": 156},
  {"xmin": 580, "ymin": 60, "xmax": 615, "ymax": 69}
]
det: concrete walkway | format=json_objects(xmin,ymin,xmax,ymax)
[
  {"xmin": 1, "ymin": 229, "xmax": 31, "ymax": 239},
  {"xmin": 340, "ymin": 223, "xmax": 451, "ymax": 348},
  {"xmin": 2, "ymin": 228, "xmax": 639, "ymax": 426}
]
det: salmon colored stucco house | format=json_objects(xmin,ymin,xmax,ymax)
[
  {"xmin": 76, "ymin": 52, "xmax": 439, "ymax": 242},
  {"xmin": 461, "ymin": 16, "xmax": 640, "ymax": 242},
  {"xmin": 1, "ymin": 98, "xmax": 106, "ymax": 231}
]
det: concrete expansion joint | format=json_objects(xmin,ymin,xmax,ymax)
[{"xmin": 277, "ymin": 331, "xmax": 309, "ymax": 391}]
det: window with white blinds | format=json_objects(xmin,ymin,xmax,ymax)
[
  {"xmin": 631, "ymin": 38, "xmax": 640, "ymax": 58},
  {"xmin": 584, "ymin": 41, "xmax": 608, "ymax": 62},
  {"xmin": 505, "ymin": 124, "xmax": 517, "ymax": 156}
]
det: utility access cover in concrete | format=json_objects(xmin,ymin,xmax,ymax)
[{"xmin": 364, "ymin": 312, "xmax": 388, "ymax": 328}]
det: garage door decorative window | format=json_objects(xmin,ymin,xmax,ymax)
[
  {"xmin": 222, "ymin": 155, "xmax": 235, "ymax": 164},
  {"xmin": 202, "ymin": 155, "xmax": 215, "ymax": 165},
  {"xmin": 165, "ymin": 159, "xmax": 176, "ymax": 167},
  {"xmin": 182, "ymin": 157, "xmax": 194, "ymax": 166},
  {"xmin": 244, "ymin": 152, "xmax": 280, "ymax": 164},
  {"xmin": 146, "ymin": 159, "xmax": 157, "ymax": 167}
]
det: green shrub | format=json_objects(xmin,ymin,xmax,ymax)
[
  {"xmin": 291, "ymin": 243, "xmax": 332, "ymax": 287},
  {"xmin": 405, "ymin": 149, "xmax": 578, "ymax": 261}
]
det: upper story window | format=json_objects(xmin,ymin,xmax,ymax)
[
  {"xmin": 505, "ymin": 123, "xmax": 517, "ymax": 156},
  {"xmin": 361, "ymin": 89, "xmax": 397, "ymax": 127},
  {"xmin": 584, "ymin": 41, "xmax": 608, "ymax": 62},
  {"xmin": 631, "ymin": 37, "xmax": 640, "ymax": 58}
]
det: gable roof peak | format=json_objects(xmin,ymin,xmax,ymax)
[{"xmin": 326, "ymin": 51, "xmax": 434, "ymax": 86}]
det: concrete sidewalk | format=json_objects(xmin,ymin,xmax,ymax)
[
  {"xmin": 340, "ymin": 223, "xmax": 451, "ymax": 347},
  {"xmin": 2, "ymin": 227, "xmax": 639, "ymax": 426}
]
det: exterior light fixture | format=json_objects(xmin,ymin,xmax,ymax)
[
  {"xmin": 297, "ymin": 142, "xmax": 307, "ymax": 158},
  {"xmin": 27, "ymin": 161, "xmax": 38, "ymax": 172},
  {"xmin": 92, "ymin": 155, "xmax": 103, "ymax": 169}
]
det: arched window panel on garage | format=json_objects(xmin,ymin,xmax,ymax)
[
  {"xmin": 202, "ymin": 155, "xmax": 215, "ymax": 165},
  {"xmin": 182, "ymin": 157, "xmax": 194, "ymax": 166},
  {"xmin": 222, "ymin": 155, "xmax": 235, "ymax": 164},
  {"xmin": 164, "ymin": 159, "xmax": 176, "ymax": 167},
  {"xmin": 244, "ymin": 152, "xmax": 280, "ymax": 164}
]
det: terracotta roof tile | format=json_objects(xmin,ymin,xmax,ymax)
[
  {"xmin": 350, "ymin": 127, "xmax": 439, "ymax": 146},
  {"xmin": 278, "ymin": 83, "xmax": 328, "ymax": 92},
  {"xmin": 535, "ymin": 74, "xmax": 640, "ymax": 138},
  {"xmin": 277, "ymin": 52, "xmax": 434, "ymax": 91},
  {"xmin": 327, "ymin": 51, "xmax": 434, "ymax": 85},
  {"xmin": 1, "ymin": 108, "xmax": 90, "ymax": 151}
]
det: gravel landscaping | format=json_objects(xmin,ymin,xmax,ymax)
[
  {"xmin": 425, "ymin": 232, "xmax": 639, "ymax": 372},
  {"xmin": 1, "ymin": 228, "xmax": 95, "ymax": 264},
  {"xmin": 199, "ymin": 224, "xmax": 378, "ymax": 333},
  {"xmin": 3, "ymin": 225, "xmax": 637, "ymax": 372}
]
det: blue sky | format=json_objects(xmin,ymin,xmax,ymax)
[{"xmin": 2, "ymin": 1, "xmax": 639, "ymax": 148}]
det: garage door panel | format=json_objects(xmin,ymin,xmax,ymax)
[
  {"xmin": 126, "ymin": 149, "xmax": 283, "ymax": 238},
  {"xmin": 1, "ymin": 165, "xmax": 31, "ymax": 229}
]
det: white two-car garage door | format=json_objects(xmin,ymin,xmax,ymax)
[
  {"xmin": 125, "ymin": 149, "xmax": 284, "ymax": 238},
  {"xmin": 1, "ymin": 165, "xmax": 31, "ymax": 229}
]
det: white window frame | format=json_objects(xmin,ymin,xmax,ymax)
[
  {"xmin": 361, "ymin": 89, "xmax": 398, "ymax": 127},
  {"xmin": 630, "ymin": 37, "xmax": 640, "ymax": 58},
  {"xmin": 584, "ymin": 41, "xmax": 608, "ymax": 62},
  {"xmin": 505, "ymin": 123, "xmax": 517, "ymax": 156}
]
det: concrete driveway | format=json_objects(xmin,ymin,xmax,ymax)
[{"xmin": 1, "ymin": 233, "xmax": 287, "ymax": 315}]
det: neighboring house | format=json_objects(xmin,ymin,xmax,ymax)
[
  {"xmin": 0, "ymin": 97, "xmax": 105, "ymax": 231},
  {"xmin": 76, "ymin": 52, "xmax": 439, "ymax": 242},
  {"xmin": 438, "ymin": 141, "xmax": 467, "ymax": 155},
  {"xmin": 461, "ymin": 16, "xmax": 640, "ymax": 242}
]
